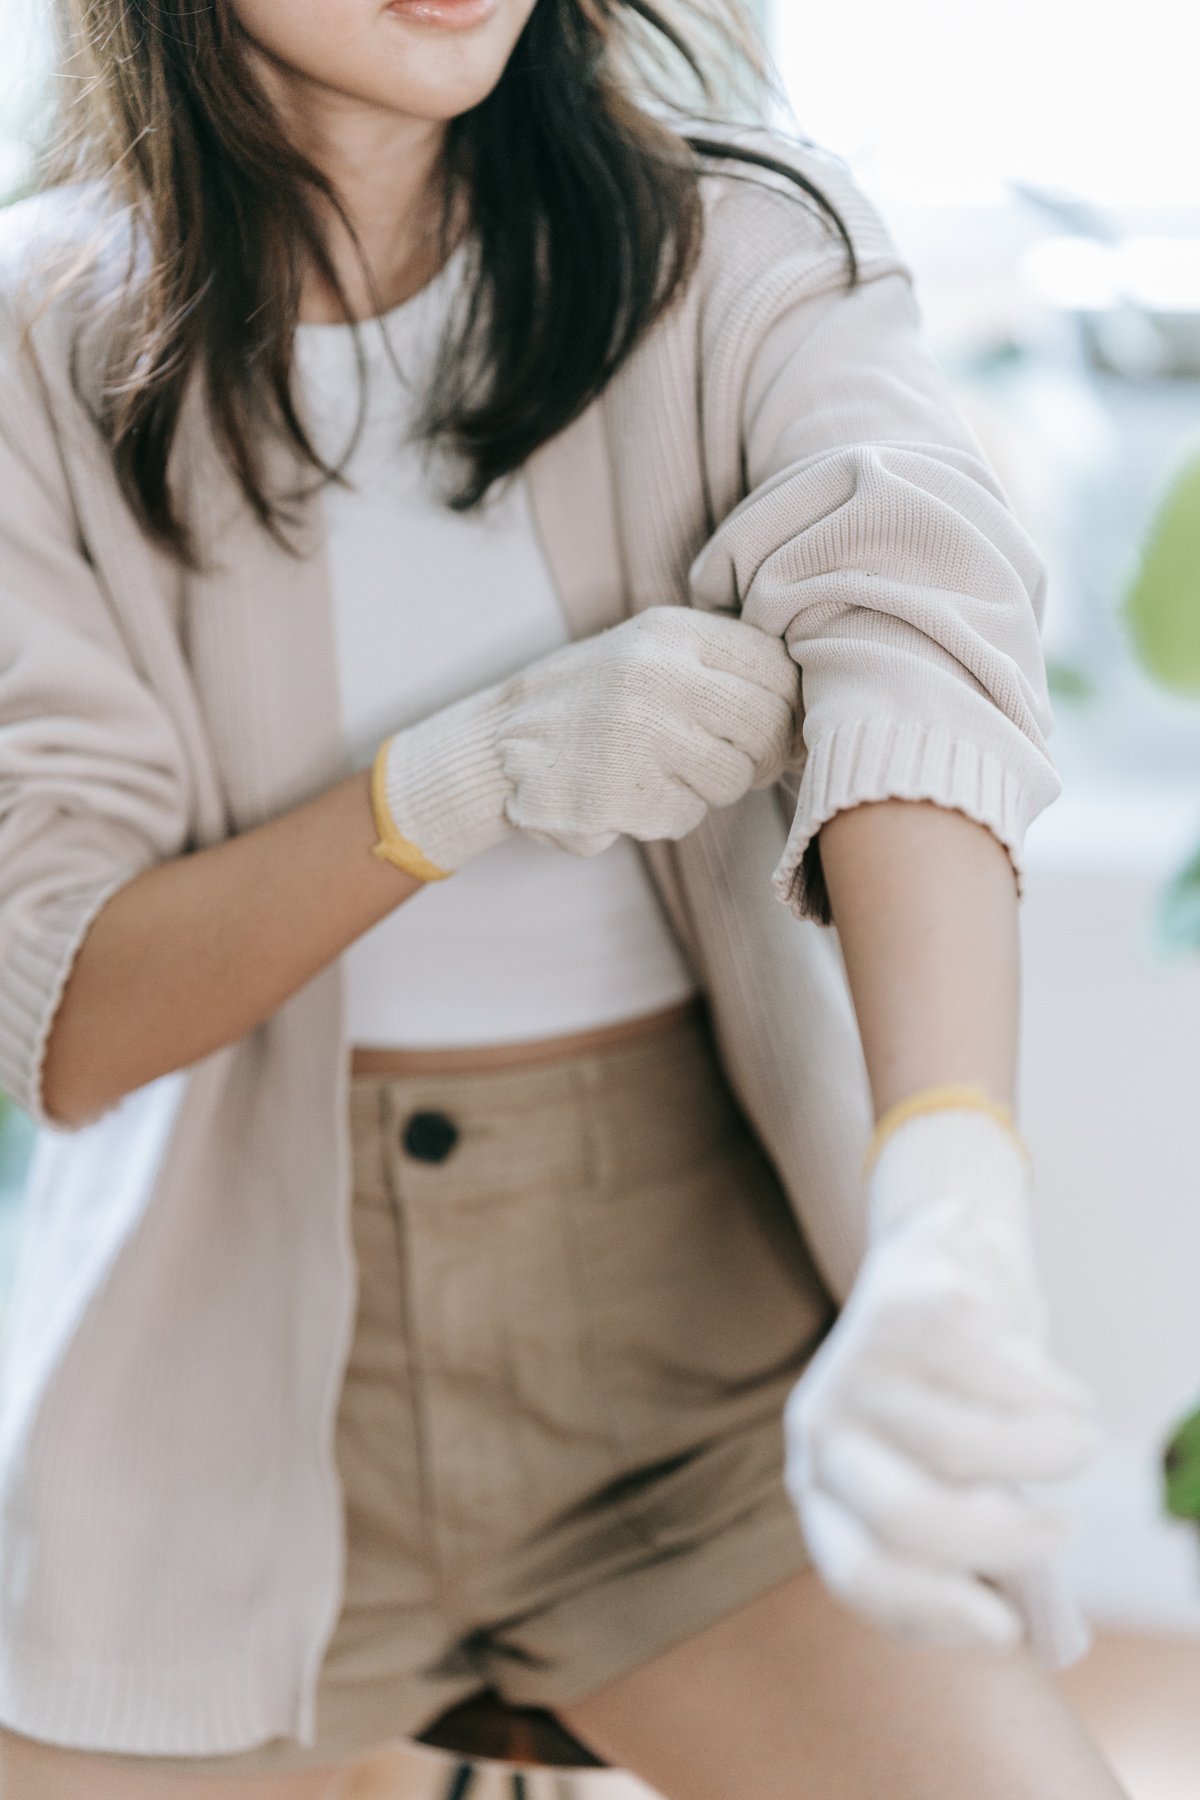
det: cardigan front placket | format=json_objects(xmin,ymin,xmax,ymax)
[
  {"xmin": 523, "ymin": 368, "xmax": 878, "ymax": 1308},
  {"xmin": 523, "ymin": 359, "xmax": 1094, "ymax": 1681}
]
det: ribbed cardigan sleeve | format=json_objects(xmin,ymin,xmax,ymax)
[
  {"xmin": 689, "ymin": 176, "xmax": 1061, "ymax": 922},
  {"xmin": 0, "ymin": 297, "xmax": 191, "ymax": 1123}
]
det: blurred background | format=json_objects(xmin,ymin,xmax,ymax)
[
  {"xmin": 2, "ymin": 1, "xmax": 1199, "ymax": 1796},
  {"xmin": 766, "ymin": 0, "xmax": 1200, "ymax": 1668}
]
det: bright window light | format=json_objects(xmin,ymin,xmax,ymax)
[
  {"xmin": 768, "ymin": 0, "xmax": 1200, "ymax": 208},
  {"xmin": 0, "ymin": 0, "xmax": 50, "ymax": 197}
]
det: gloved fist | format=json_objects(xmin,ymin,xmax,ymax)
[
  {"xmin": 783, "ymin": 1106, "xmax": 1103, "ymax": 1652},
  {"xmin": 376, "ymin": 605, "xmax": 799, "ymax": 875}
]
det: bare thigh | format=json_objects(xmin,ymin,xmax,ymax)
[
  {"xmin": 0, "ymin": 1727, "xmax": 353, "ymax": 1800},
  {"xmin": 559, "ymin": 1566, "xmax": 1132, "ymax": 1800}
]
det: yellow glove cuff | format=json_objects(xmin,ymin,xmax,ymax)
[
  {"xmin": 369, "ymin": 738, "xmax": 452, "ymax": 885},
  {"xmin": 862, "ymin": 1083, "xmax": 1030, "ymax": 1181}
]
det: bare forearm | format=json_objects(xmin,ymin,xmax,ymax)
[
  {"xmin": 42, "ymin": 768, "xmax": 420, "ymax": 1126},
  {"xmin": 816, "ymin": 798, "xmax": 1020, "ymax": 1121}
]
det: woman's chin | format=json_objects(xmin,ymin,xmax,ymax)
[{"xmin": 234, "ymin": 0, "xmax": 535, "ymax": 132}]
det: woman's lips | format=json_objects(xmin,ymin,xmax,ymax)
[{"xmin": 384, "ymin": 0, "xmax": 501, "ymax": 28}]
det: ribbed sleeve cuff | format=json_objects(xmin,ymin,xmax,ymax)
[
  {"xmin": 0, "ymin": 874, "xmax": 133, "ymax": 1128},
  {"xmin": 0, "ymin": 1638, "xmax": 299, "ymax": 1757},
  {"xmin": 866, "ymin": 1106, "xmax": 1032, "ymax": 1240},
  {"xmin": 772, "ymin": 719, "xmax": 1046, "ymax": 922},
  {"xmin": 381, "ymin": 689, "xmax": 512, "ymax": 876}
]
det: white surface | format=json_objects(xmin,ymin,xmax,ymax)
[
  {"xmin": 768, "ymin": 0, "xmax": 1200, "ymax": 207},
  {"xmin": 1019, "ymin": 778, "xmax": 1200, "ymax": 1636},
  {"xmin": 0, "ymin": 0, "xmax": 50, "ymax": 199}
]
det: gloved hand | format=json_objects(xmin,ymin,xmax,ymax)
[
  {"xmin": 783, "ymin": 1103, "xmax": 1104, "ymax": 1652},
  {"xmin": 371, "ymin": 605, "xmax": 799, "ymax": 879}
]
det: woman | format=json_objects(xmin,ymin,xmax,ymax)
[{"xmin": 0, "ymin": 0, "xmax": 1126, "ymax": 1795}]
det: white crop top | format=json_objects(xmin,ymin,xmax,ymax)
[{"xmin": 294, "ymin": 251, "xmax": 696, "ymax": 1047}]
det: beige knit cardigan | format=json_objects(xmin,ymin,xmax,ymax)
[{"xmin": 0, "ymin": 129, "xmax": 1082, "ymax": 1756}]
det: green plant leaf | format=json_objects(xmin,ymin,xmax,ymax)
[
  {"xmin": 1164, "ymin": 1403, "xmax": 1200, "ymax": 1521},
  {"xmin": 1123, "ymin": 445, "xmax": 1200, "ymax": 695},
  {"xmin": 1045, "ymin": 659, "xmax": 1097, "ymax": 705},
  {"xmin": 1153, "ymin": 840, "xmax": 1200, "ymax": 957}
]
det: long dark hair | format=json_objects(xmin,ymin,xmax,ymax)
[{"xmin": 44, "ymin": 0, "xmax": 857, "ymax": 566}]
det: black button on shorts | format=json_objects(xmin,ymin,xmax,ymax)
[{"xmin": 402, "ymin": 1110, "xmax": 460, "ymax": 1164}]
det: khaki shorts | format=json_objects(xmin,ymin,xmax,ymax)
[{"xmin": 96, "ymin": 1007, "xmax": 835, "ymax": 1779}]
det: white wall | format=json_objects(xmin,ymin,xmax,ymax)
[
  {"xmin": 0, "ymin": 0, "xmax": 49, "ymax": 197},
  {"xmin": 767, "ymin": 0, "xmax": 1200, "ymax": 207},
  {"xmin": 1020, "ymin": 767, "xmax": 1200, "ymax": 1636}
]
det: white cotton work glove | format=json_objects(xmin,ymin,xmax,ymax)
[
  {"xmin": 369, "ymin": 606, "xmax": 798, "ymax": 880},
  {"xmin": 783, "ymin": 1103, "xmax": 1104, "ymax": 1653}
]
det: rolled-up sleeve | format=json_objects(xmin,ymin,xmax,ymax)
[
  {"xmin": 690, "ymin": 244, "xmax": 1061, "ymax": 923},
  {"xmin": 0, "ymin": 306, "xmax": 191, "ymax": 1124}
]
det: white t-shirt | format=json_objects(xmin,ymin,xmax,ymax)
[{"xmin": 293, "ymin": 252, "xmax": 696, "ymax": 1047}]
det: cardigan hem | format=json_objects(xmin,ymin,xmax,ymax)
[
  {"xmin": 0, "ymin": 1645, "xmax": 301, "ymax": 1757},
  {"xmin": 0, "ymin": 872, "xmax": 137, "ymax": 1127}
]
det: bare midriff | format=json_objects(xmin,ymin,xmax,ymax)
[{"xmin": 349, "ymin": 993, "xmax": 702, "ymax": 1076}]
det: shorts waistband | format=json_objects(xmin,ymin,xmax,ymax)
[
  {"xmin": 348, "ymin": 995, "xmax": 705, "ymax": 1084},
  {"xmin": 345, "ymin": 994, "xmax": 739, "ymax": 1203}
]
